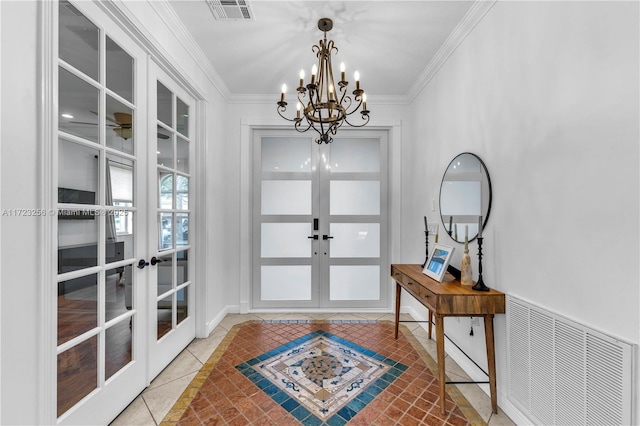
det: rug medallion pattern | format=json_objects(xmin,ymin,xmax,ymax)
[{"xmin": 236, "ymin": 330, "xmax": 407, "ymax": 424}]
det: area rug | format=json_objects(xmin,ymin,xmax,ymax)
[{"xmin": 161, "ymin": 320, "xmax": 485, "ymax": 425}]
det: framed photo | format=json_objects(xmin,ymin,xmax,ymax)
[{"xmin": 423, "ymin": 244, "xmax": 455, "ymax": 282}]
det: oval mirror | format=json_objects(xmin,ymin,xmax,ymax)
[{"xmin": 439, "ymin": 153, "xmax": 492, "ymax": 243}]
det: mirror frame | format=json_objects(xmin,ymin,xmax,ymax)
[{"xmin": 439, "ymin": 152, "xmax": 492, "ymax": 243}]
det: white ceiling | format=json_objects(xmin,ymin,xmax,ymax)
[{"xmin": 168, "ymin": 1, "xmax": 475, "ymax": 100}]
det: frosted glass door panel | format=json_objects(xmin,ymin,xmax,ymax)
[
  {"xmin": 262, "ymin": 180, "xmax": 311, "ymax": 215},
  {"xmin": 261, "ymin": 223, "xmax": 312, "ymax": 258},
  {"xmin": 330, "ymin": 181, "xmax": 380, "ymax": 215},
  {"xmin": 261, "ymin": 266, "xmax": 312, "ymax": 300},
  {"xmin": 440, "ymin": 181, "xmax": 481, "ymax": 215},
  {"xmin": 262, "ymin": 138, "xmax": 311, "ymax": 172},
  {"xmin": 330, "ymin": 223, "xmax": 380, "ymax": 258},
  {"xmin": 330, "ymin": 266, "xmax": 380, "ymax": 301},
  {"xmin": 330, "ymin": 138, "xmax": 379, "ymax": 172}
]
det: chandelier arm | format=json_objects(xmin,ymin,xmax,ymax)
[
  {"xmin": 276, "ymin": 104, "xmax": 300, "ymax": 122},
  {"xmin": 343, "ymin": 113, "xmax": 370, "ymax": 128}
]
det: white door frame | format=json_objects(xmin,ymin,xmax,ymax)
[{"xmin": 239, "ymin": 119, "xmax": 402, "ymax": 313}]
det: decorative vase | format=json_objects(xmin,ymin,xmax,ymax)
[{"xmin": 461, "ymin": 242, "xmax": 473, "ymax": 286}]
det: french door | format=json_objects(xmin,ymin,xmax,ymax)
[
  {"xmin": 147, "ymin": 64, "xmax": 196, "ymax": 379},
  {"xmin": 252, "ymin": 129, "xmax": 388, "ymax": 309},
  {"xmin": 54, "ymin": 2, "xmax": 195, "ymax": 424}
]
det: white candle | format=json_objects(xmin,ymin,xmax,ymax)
[
  {"xmin": 465, "ymin": 224, "xmax": 468, "ymax": 240},
  {"xmin": 424, "ymin": 216, "xmax": 428, "ymax": 231},
  {"xmin": 478, "ymin": 215, "xmax": 483, "ymax": 238}
]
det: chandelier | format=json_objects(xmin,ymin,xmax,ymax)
[{"xmin": 277, "ymin": 18, "xmax": 370, "ymax": 144}]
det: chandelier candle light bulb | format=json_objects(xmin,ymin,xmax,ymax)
[
  {"xmin": 276, "ymin": 18, "xmax": 370, "ymax": 144},
  {"xmin": 281, "ymin": 84, "xmax": 286, "ymax": 103}
]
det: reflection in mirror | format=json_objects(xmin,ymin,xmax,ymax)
[{"xmin": 439, "ymin": 153, "xmax": 491, "ymax": 243}]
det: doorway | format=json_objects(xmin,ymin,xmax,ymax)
[{"xmin": 252, "ymin": 129, "xmax": 389, "ymax": 309}]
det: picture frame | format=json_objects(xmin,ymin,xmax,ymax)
[{"xmin": 423, "ymin": 244, "xmax": 455, "ymax": 282}]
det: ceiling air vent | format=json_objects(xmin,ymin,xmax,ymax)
[{"xmin": 206, "ymin": 0, "xmax": 254, "ymax": 21}]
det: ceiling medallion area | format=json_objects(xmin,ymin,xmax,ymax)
[{"xmin": 277, "ymin": 18, "xmax": 370, "ymax": 144}]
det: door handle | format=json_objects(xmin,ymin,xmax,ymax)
[
  {"xmin": 137, "ymin": 259, "xmax": 149, "ymax": 269},
  {"xmin": 307, "ymin": 235, "xmax": 319, "ymax": 240},
  {"xmin": 150, "ymin": 257, "xmax": 163, "ymax": 266},
  {"xmin": 323, "ymin": 235, "xmax": 333, "ymax": 240}
]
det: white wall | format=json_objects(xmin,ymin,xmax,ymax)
[{"xmin": 402, "ymin": 1, "xmax": 639, "ymax": 422}]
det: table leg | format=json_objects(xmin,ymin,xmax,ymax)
[
  {"xmin": 484, "ymin": 314, "xmax": 498, "ymax": 414},
  {"xmin": 435, "ymin": 314, "xmax": 446, "ymax": 415},
  {"xmin": 428, "ymin": 310, "xmax": 433, "ymax": 340},
  {"xmin": 394, "ymin": 283, "xmax": 401, "ymax": 339}
]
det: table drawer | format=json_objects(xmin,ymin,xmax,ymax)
[{"xmin": 417, "ymin": 285, "xmax": 436, "ymax": 309}]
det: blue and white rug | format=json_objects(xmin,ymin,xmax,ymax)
[{"xmin": 236, "ymin": 329, "xmax": 407, "ymax": 425}]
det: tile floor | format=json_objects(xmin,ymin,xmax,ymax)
[{"xmin": 110, "ymin": 313, "xmax": 515, "ymax": 426}]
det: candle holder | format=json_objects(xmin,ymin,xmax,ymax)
[
  {"xmin": 472, "ymin": 237, "xmax": 490, "ymax": 291},
  {"xmin": 421, "ymin": 229, "xmax": 429, "ymax": 268}
]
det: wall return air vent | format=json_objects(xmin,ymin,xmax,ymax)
[{"xmin": 207, "ymin": 0, "xmax": 253, "ymax": 21}]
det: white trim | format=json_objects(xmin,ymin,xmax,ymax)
[
  {"xmin": 38, "ymin": 0, "xmax": 57, "ymax": 423},
  {"xmin": 0, "ymin": 1, "xmax": 3, "ymax": 421},
  {"xmin": 194, "ymin": 99, "xmax": 208, "ymax": 338},
  {"xmin": 406, "ymin": 0, "xmax": 497, "ymax": 103}
]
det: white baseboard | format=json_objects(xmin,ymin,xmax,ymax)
[{"xmin": 205, "ymin": 304, "xmax": 240, "ymax": 336}]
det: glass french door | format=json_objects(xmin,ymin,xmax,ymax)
[
  {"xmin": 147, "ymin": 64, "xmax": 196, "ymax": 379},
  {"xmin": 252, "ymin": 130, "xmax": 388, "ymax": 309},
  {"xmin": 56, "ymin": 1, "xmax": 147, "ymax": 424}
]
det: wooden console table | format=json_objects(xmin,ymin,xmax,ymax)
[{"xmin": 391, "ymin": 264, "xmax": 505, "ymax": 415}]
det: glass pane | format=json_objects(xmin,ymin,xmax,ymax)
[
  {"xmin": 177, "ymin": 250, "xmax": 188, "ymax": 285},
  {"xmin": 59, "ymin": 140, "xmax": 99, "ymax": 205},
  {"xmin": 329, "ymin": 223, "xmax": 380, "ymax": 258},
  {"xmin": 107, "ymin": 157, "xmax": 133, "ymax": 203},
  {"xmin": 57, "ymin": 336, "xmax": 97, "ymax": 417},
  {"xmin": 58, "ymin": 273, "xmax": 97, "ymax": 345},
  {"xmin": 330, "ymin": 266, "xmax": 380, "ymax": 301},
  {"xmin": 159, "ymin": 213, "xmax": 173, "ymax": 250},
  {"xmin": 157, "ymin": 254, "xmax": 173, "ymax": 297},
  {"xmin": 159, "ymin": 172, "xmax": 173, "ymax": 209},
  {"xmin": 262, "ymin": 181, "xmax": 311, "ymax": 215},
  {"xmin": 176, "ymin": 175, "xmax": 189, "ymax": 210},
  {"xmin": 176, "ymin": 213, "xmax": 189, "ymax": 247},
  {"xmin": 330, "ymin": 181, "xmax": 380, "ymax": 215},
  {"xmin": 157, "ymin": 81, "xmax": 172, "ymax": 127},
  {"xmin": 106, "ymin": 95, "xmax": 134, "ymax": 154},
  {"xmin": 106, "ymin": 36, "xmax": 133, "ymax": 103},
  {"xmin": 58, "ymin": 68, "xmax": 100, "ymax": 143},
  {"xmin": 177, "ymin": 137, "xmax": 189, "ymax": 173},
  {"xmin": 104, "ymin": 235, "xmax": 126, "ymax": 266},
  {"xmin": 261, "ymin": 223, "xmax": 312, "ymax": 258},
  {"xmin": 261, "ymin": 266, "xmax": 311, "ymax": 301},
  {"xmin": 106, "ymin": 265, "xmax": 132, "ymax": 322},
  {"xmin": 262, "ymin": 137, "xmax": 311, "ymax": 172},
  {"xmin": 176, "ymin": 97, "xmax": 189, "ymax": 137},
  {"xmin": 105, "ymin": 319, "xmax": 132, "ymax": 381},
  {"xmin": 59, "ymin": 1, "xmax": 99, "ymax": 82},
  {"xmin": 177, "ymin": 286, "xmax": 188, "ymax": 325},
  {"xmin": 330, "ymin": 138, "xmax": 380, "ymax": 173},
  {"xmin": 157, "ymin": 127, "xmax": 173, "ymax": 167},
  {"xmin": 157, "ymin": 294, "xmax": 173, "ymax": 340}
]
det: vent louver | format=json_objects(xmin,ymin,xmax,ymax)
[
  {"xmin": 206, "ymin": 0, "xmax": 253, "ymax": 21},
  {"xmin": 507, "ymin": 296, "xmax": 635, "ymax": 425}
]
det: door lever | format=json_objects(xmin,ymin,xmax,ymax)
[
  {"xmin": 137, "ymin": 259, "xmax": 149, "ymax": 269},
  {"xmin": 307, "ymin": 235, "xmax": 319, "ymax": 240},
  {"xmin": 323, "ymin": 235, "xmax": 334, "ymax": 240},
  {"xmin": 150, "ymin": 257, "xmax": 163, "ymax": 266}
]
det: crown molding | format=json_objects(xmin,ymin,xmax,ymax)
[
  {"xmin": 406, "ymin": 0, "xmax": 498, "ymax": 103},
  {"xmin": 229, "ymin": 93, "xmax": 410, "ymax": 106}
]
